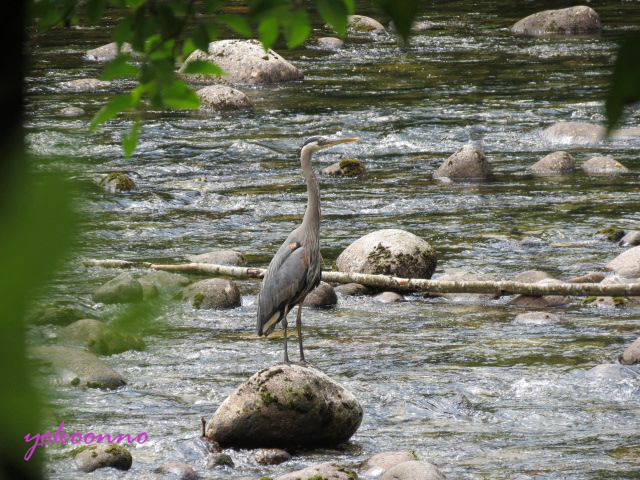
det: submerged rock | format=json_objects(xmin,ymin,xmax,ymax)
[
  {"xmin": 606, "ymin": 246, "xmax": 640, "ymax": 278},
  {"xmin": 433, "ymin": 145, "xmax": 490, "ymax": 181},
  {"xmin": 619, "ymin": 337, "xmax": 640, "ymax": 365},
  {"xmin": 74, "ymin": 444, "xmax": 132, "ymax": 473},
  {"xmin": 582, "ymin": 156, "xmax": 628, "ymax": 175},
  {"xmin": 620, "ymin": 231, "xmax": 640, "ymax": 247},
  {"xmin": 85, "ymin": 42, "xmax": 133, "ymax": 62},
  {"xmin": 197, "ymin": 85, "xmax": 253, "ymax": 110},
  {"xmin": 205, "ymin": 364, "xmax": 362, "ymax": 448},
  {"xmin": 254, "ymin": 448, "xmax": 291, "ymax": 465},
  {"xmin": 337, "ymin": 229, "xmax": 437, "ymax": 279},
  {"xmin": 96, "ymin": 172, "xmax": 136, "ymax": 193},
  {"xmin": 510, "ymin": 279, "xmax": 569, "ymax": 308},
  {"xmin": 303, "ymin": 282, "xmax": 338, "ymax": 307},
  {"xmin": 207, "ymin": 452, "xmax": 234, "ymax": 468},
  {"xmin": 511, "ymin": 6, "xmax": 602, "ymax": 36},
  {"xmin": 529, "ymin": 151, "xmax": 575, "ymax": 176},
  {"xmin": 348, "ymin": 15, "xmax": 386, "ymax": 33},
  {"xmin": 335, "ymin": 283, "xmax": 371, "ymax": 296},
  {"xmin": 59, "ymin": 319, "xmax": 145, "ymax": 355},
  {"xmin": 587, "ymin": 363, "xmax": 636, "ymax": 380},
  {"xmin": 138, "ymin": 270, "xmax": 190, "ymax": 299},
  {"xmin": 93, "ymin": 272, "xmax": 143, "ymax": 304},
  {"xmin": 58, "ymin": 106, "xmax": 85, "ymax": 117},
  {"xmin": 541, "ymin": 122, "xmax": 603, "ymax": 145},
  {"xmin": 187, "ymin": 250, "xmax": 246, "ymax": 266},
  {"xmin": 32, "ymin": 345, "xmax": 126, "ymax": 389},
  {"xmin": 58, "ymin": 78, "xmax": 111, "ymax": 92},
  {"xmin": 595, "ymin": 226, "xmax": 625, "ymax": 243},
  {"xmin": 436, "ymin": 270, "xmax": 496, "ymax": 302},
  {"xmin": 181, "ymin": 39, "xmax": 303, "ymax": 85},
  {"xmin": 322, "ymin": 158, "xmax": 366, "ymax": 177},
  {"xmin": 513, "ymin": 311, "xmax": 561, "ymax": 325},
  {"xmin": 381, "ymin": 460, "xmax": 446, "ymax": 480},
  {"xmin": 317, "ymin": 37, "xmax": 344, "ymax": 50},
  {"xmin": 154, "ymin": 462, "xmax": 199, "ymax": 480},
  {"xmin": 277, "ymin": 462, "xmax": 357, "ymax": 480},
  {"xmin": 374, "ymin": 291, "xmax": 404, "ymax": 303},
  {"xmin": 361, "ymin": 451, "xmax": 418, "ymax": 477},
  {"xmin": 182, "ymin": 278, "xmax": 241, "ymax": 309}
]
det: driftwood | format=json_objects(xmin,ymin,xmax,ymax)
[{"xmin": 84, "ymin": 259, "xmax": 640, "ymax": 297}]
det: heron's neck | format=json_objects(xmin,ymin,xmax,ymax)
[{"xmin": 300, "ymin": 146, "xmax": 320, "ymax": 234}]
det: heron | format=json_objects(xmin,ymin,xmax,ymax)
[{"xmin": 257, "ymin": 135, "xmax": 359, "ymax": 364}]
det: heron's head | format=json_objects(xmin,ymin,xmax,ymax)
[{"xmin": 302, "ymin": 135, "xmax": 359, "ymax": 153}]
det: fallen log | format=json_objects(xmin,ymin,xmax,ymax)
[{"xmin": 83, "ymin": 259, "xmax": 640, "ymax": 297}]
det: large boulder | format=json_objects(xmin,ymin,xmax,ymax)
[
  {"xmin": 277, "ymin": 463, "xmax": 357, "ymax": 480},
  {"xmin": 31, "ymin": 345, "xmax": 126, "ymax": 389},
  {"xmin": 361, "ymin": 451, "xmax": 418, "ymax": 477},
  {"xmin": 433, "ymin": 145, "xmax": 490, "ymax": 181},
  {"xmin": 348, "ymin": 15, "xmax": 386, "ymax": 33},
  {"xmin": 619, "ymin": 337, "xmax": 640, "ymax": 365},
  {"xmin": 59, "ymin": 319, "xmax": 145, "ymax": 355},
  {"xmin": 93, "ymin": 272, "xmax": 143, "ymax": 304},
  {"xmin": 85, "ymin": 42, "xmax": 133, "ymax": 62},
  {"xmin": 381, "ymin": 460, "xmax": 446, "ymax": 480},
  {"xmin": 620, "ymin": 231, "xmax": 640, "ymax": 247},
  {"xmin": 187, "ymin": 249, "xmax": 246, "ymax": 266},
  {"xmin": 582, "ymin": 156, "xmax": 628, "ymax": 175},
  {"xmin": 511, "ymin": 6, "xmax": 602, "ymax": 36},
  {"xmin": 205, "ymin": 364, "xmax": 362, "ymax": 448},
  {"xmin": 74, "ymin": 444, "xmax": 132, "ymax": 473},
  {"xmin": 182, "ymin": 278, "xmax": 241, "ymax": 309},
  {"xmin": 58, "ymin": 78, "xmax": 111, "ymax": 92},
  {"xmin": 541, "ymin": 122, "xmax": 604, "ymax": 145},
  {"xmin": 337, "ymin": 229, "xmax": 437, "ymax": 279},
  {"xmin": 181, "ymin": 40, "xmax": 303, "ymax": 85},
  {"xmin": 606, "ymin": 246, "xmax": 640, "ymax": 278},
  {"xmin": 303, "ymin": 282, "xmax": 338, "ymax": 308},
  {"xmin": 197, "ymin": 85, "xmax": 253, "ymax": 110},
  {"xmin": 529, "ymin": 151, "xmax": 575, "ymax": 176}
]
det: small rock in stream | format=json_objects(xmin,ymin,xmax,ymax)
[
  {"xmin": 619, "ymin": 337, "xmax": 640, "ymax": 365},
  {"xmin": 436, "ymin": 270, "xmax": 496, "ymax": 302},
  {"xmin": 541, "ymin": 121, "xmax": 604, "ymax": 145},
  {"xmin": 59, "ymin": 319, "xmax": 145, "ymax": 355},
  {"xmin": 154, "ymin": 462, "xmax": 200, "ymax": 480},
  {"xmin": 207, "ymin": 452, "xmax": 234, "ymax": 468},
  {"xmin": 96, "ymin": 172, "xmax": 136, "ymax": 193},
  {"xmin": 254, "ymin": 448, "xmax": 291, "ymax": 465},
  {"xmin": 620, "ymin": 231, "xmax": 640, "ymax": 247},
  {"xmin": 277, "ymin": 462, "xmax": 357, "ymax": 480},
  {"xmin": 529, "ymin": 151, "xmax": 575, "ymax": 176},
  {"xmin": 197, "ymin": 85, "xmax": 253, "ymax": 110},
  {"xmin": 322, "ymin": 158, "xmax": 366, "ymax": 177},
  {"xmin": 381, "ymin": 460, "xmax": 446, "ymax": 480},
  {"xmin": 58, "ymin": 78, "xmax": 112, "ymax": 92},
  {"xmin": 93, "ymin": 272, "xmax": 143, "ymax": 304},
  {"xmin": 433, "ymin": 145, "xmax": 490, "ymax": 181},
  {"xmin": 513, "ymin": 270, "xmax": 554, "ymax": 283},
  {"xmin": 374, "ymin": 291, "xmax": 404, "ymax": 303},
  {"xmin": 85, "ymin": 41, "xmax": 133, "ymax": 61},
  {"xmin": 595, "ymin": 226, "xmax": 625, "ymax": 243},
  {"xmin": 587, "ymin": 363, "xmax": 637, "ymax": 381},
  {"xmin": 316, "ymin": 37, "xmax": 345, "ymax": 50},
  {"xmin": 138, "ymin": 270, "xmax": 190, "ymax": 299},
  {"xmin": 347, "ymin": 15, "xmax": 386, "ymax": 33},
  {"xmin": 303, "ymin": 282, "xmax": 338, "ymax": 307},
  {"xmin": 58, "ymin": 106, "xmax": 85, "ymax": 117},
  {"xmin": 513, "ymin": 312, "xmax": 561, "ymax": 325},
  {"xmin": 606, "ymin": 246, "xmax": 640, "ymax": 278},
  {"xmin": 510, "ymin": 279, "xmax": 569, "ymax": 308},
  {"xmin": 361, "ymin": 451, "xmax": 418, "ymax": 477},
  {"xmin": 186, "ymin": 249, "xmax": 246, "ymax": 266},
  {"xmin": 335, "ymin": 283, "xmax": 372, "ymax": 296},
  {"xmin": 582, "ymin": 156, "xmax": 629, "ymax": 175},
  {"xmin": 74, "ymin": 443, "xmax": 132, "ymax": 472},
  {"xmin": 181, "ymin": 278, "xmax": 241, "ymax": 309},
  {"xmin": 511, "ymin": 6, "xmax": 602, "ymax": 36}
]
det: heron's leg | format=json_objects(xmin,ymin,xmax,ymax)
[
  {"xmin": 296, "ymin": 298, "xmax": 306, "ymax": 364},
  {"xmin": 282, "ymin": 316, "xmax": 290, "ymax": 365}
]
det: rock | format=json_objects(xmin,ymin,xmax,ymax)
[
  {"xmin": 181, "ymin": 40, "xmax": 303, "ymax": 85},
  {"xmin": 510, "ymin": 279, "xmax": 569, "ymax": 308},
  {"xmin": 59, "ymin": 319, "xmax": 145, "ymax": 355},
  {"xmin": 568, "ymin": 272, "xmax": 605, "ymax": 284},
  {"xmin": 337, "ymin": 229, "xmax": 437, "ymax": 279},
  {"xmin": 587, "ymin": 363, "xmax": 635, "ymax": 380},
  {"xmin": 32, "ymin": 345, "xmax": 125, "ymax": 389},
  {"xmin": 513, "ymin": 270, "xmax": 553, "ymax": 284},
  {"xmin": 619, "ymin": 337, "xmax": 640, "ymax": 365},
  {"xmin": 335, "ymin": 283, "xmax": 371, "ymax": 296},
  {"xmin": 513, "ymin": 312, "xmax": 561, "ymax": 325},
  {"xmin": 529, "ymin": 151, "xmax": 575, "ymax": 176},
  {"xmin": 433, "ymin": 145, "xmax": 490, "ymax": 181},
  {"xmin": 541, "ymin": 122, "xmax": 604, "ymax": 145},
  {"xmin": 585, "ymin": 296, "xmax": 632, "ymax": 308},
  {"xmin": 613, "ymin": 127, "xmax": 640, "ymax": 139},
  {"xmin": 138, "ymin": 271, "xmax": 190, "ymax": 299},
  {"xmin": 58, "ymin": 106, "xmax": 85, "ymax": 117},
  {"xmin": 361, "ymin": 451, "xmax": 418, "ymax": 477},
  {"xmin": 196, "ymin": 85, "xmax": 252, "ymax": 110},
  {"xmin": 620, "ymin": 231, "xmax": 640, "ymax": 247},
  {"xmin": 595, "ymin": 226, "xmax": 625, "ymax": 242},
  {"xmin": 58, "ymin": 78, "xmax": 111, "ymax": 92},
  {"xmin": 186, "ymin": 250, "xmax": 246, "ymax": 266},
  {"xmin": 93, "ymin": 272, "xmax": 143, "ymax": 304},
  {"xmin": 28, "ymin": 302, "xmax": 96, "ymax": 326},
  {"xmin": 181, "ymin": 278, "xmax": 241, "ymax": 309},
  {"xmin": 436, "ymin": 270, "xmax": 496, "ymax": 302},
  {"xmin": 254, "ymin": 448, "xmax": 291, "ymax": 465},
  {"xmin": 277, "ymin": 462, "xmax": 357, "ymax": 480},
  {"xmin": 511, "ymin": 6, "xmax": 602, "ymax": 36},
  {"xmin": 348, "ymin": 15, "xmax": 386, "ymax": 33},
  {"xmin": 411, "ymin": 20, "xmax": 436, "ymax": 32},
  {"xmin": 207, "ymin": 452, "xmax": 234, "ymax": 468},
  {"xmin": 322, "ymin": 159, "xmax": 366, "ymax": 177},
  {"xmin": 85, "ymin": 42, "xmax": 133, "ymax": 62},
  {"xmin": 74, "ymin": 444, "xmax": 132, "ymax": 473},
  {"xmin": 606, "ymin": 246, "xmax": 640, "ymax": 278},
  {"xmin": 381, "ymin": 460, "xmax": 446, "ymax": 480},
  {"xmin": 582, "ymin": 156, "xmax": 628, "ymax": 175},
  {"xmin": 317, "ymin": 37, "xmax": 344, "ymax": 50},
  {"xmin": 96, "ymin": 172, "xmax": 136, "ymax": 193},
  {"xmin": 374, "ymin": 291, "xmax": 404, "ymax": 303},
  {"xmin": 154, "ymin": 462, "xmax": 199, "ymax": 480},
  {"xmin": 205, "ymin": 364, "xmax": 362, "ymax": 448},
  {"xmin": 303, "ymin": 282, "xmax": 338, "ymax": 307}
]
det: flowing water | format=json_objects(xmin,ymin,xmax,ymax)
[{"xmin": 26, "ymin": 2, "xmax": 640, "ymax": 479}]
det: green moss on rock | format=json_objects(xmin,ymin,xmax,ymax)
[
  {"xmin": 338, "ymin": 158, "xmax": 366, "ymax": 176},
  {"xmin": 596, "ymin": 226, "xmax": 625, "ymax": 242}
]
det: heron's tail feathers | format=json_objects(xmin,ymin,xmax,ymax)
[{"xmin": 257, "ymin": 310, "xmax": 281, "ymax": 337}]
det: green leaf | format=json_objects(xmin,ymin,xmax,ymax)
[
  {"xmin": 605, "ymin": 33, "xmax": 640, "ymax": 133},
  {"xmin": 86, "ymin": 0, "xmax": 107, "ymax": 23},
  {"xmin": 89, "ymin": 94, "xmax": 132, "ymax": 130},
  {"xmin": 219, "ymin": 13, "xmax": 252, "ymax": 37},
  {"xmin": 122, "ymin": 120, "xmax": 141, "ymax": 157},
  {"xmin": 317, "ymin": 0, "xmax": 348, "ymax": 37},
  {"xmin": 162, "ymin": 81, "xmax": 200, "ymax": 109},
  {"xmin": 258, "ymin": 15, "xmax": 279, "ymax": 50},
  {"xmin": 193, "ymin": 23, "xmax": 211, "ymax": 52},
  {"xmin": 182, "ymin": 59, "xmax": 225, "ymax": 76},
  {"xmin": 126, "ymin": 0, "xmax": 146, "ymax": 8},
  {"xmin": 375, "ymin": 0, "xmax": 418, "ymax": 40},
  {"xmin": 114, "ymin": 17, "xmax": 134, "ymax": 44},
  {"xmin": 342, "ymin": 0, "xmax": 355, "ymax": 15},
  {"xmin": 101, "ymin": 55, "xmax": 139, "ymax": 80},
  {"xmin": 282, "ymin": 9, "xmax": 311, "ymax": 48},
  {"xmin": 182, "ymin": 38, "xmax": 197, "ymax": 58}
]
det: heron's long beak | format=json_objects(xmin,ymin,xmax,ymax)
[{"xmin": 321, "ymin": 137, "xmax": 359, "ymax": 149}]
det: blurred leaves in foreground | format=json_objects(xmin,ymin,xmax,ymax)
[{"xmin": 606, "ymin": 32, "xmax": 640, "ymax": 133}]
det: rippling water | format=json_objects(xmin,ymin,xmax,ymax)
[{"xmin": 26, "ymin": 2, "xmax": 640, "ymax": 479}]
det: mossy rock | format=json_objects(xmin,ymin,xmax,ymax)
[
  {"xmin": 75, "ymin": 443, "xmax": 132, "ymax": 472},
  {"xmin": 97, "ymin": 172, "xmax": 136, "ymax": 193},
  {"xmin": 28, "ymin": 302, "xmax": 96, "ymax": 326},
  {"xmin": 595, "ymin": 226, "xmax": 625, "ymax": 242},
  {"xmin": 59, "ymin": 319, "xmax": 145, "ymax": 355},
  {"xmin": 322, "ymin": 159, "xmax": 366, "ymax": 177}
]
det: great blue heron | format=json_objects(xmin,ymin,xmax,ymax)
[{"xmin": 257, "ymin": 135, "xmax": 359, "ymax": 364}]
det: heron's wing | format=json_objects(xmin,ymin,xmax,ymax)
[{"xmin": 257, "ymin": 239, "xmax": 309, "ymax": 336}]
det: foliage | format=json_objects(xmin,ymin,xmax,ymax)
[{"xmin": 606, "ymin": 33, "xmax": 640, "ymax": 133}]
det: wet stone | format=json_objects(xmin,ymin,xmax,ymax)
[
  {"xmin": 619, "ymin": 337, "xmax": 640, "ymax": 365},
  {"xmin": 322, "ymin": 158, "xmax": 366, "ymax": 177},
  {"xmin": 374, "ymin": 291, "xmax": 404, "ymax": 303},
  {"xmin": 381, "ymin": 460, "xmax": 446, "ymax": 480},
  {"xmin": 606, "ymin": 246, "xmax": 640, "ymax": 278},
  {"xmin": 513, "ymin": 270, "xmax": 553, "ymax": 283},
  {"xmin": 58, "ymin": 78, "xmax": 111, "ymax": 92},
  {"xmin": 58, "ymin": 106, "xmax": 85, "ymax": 117},
  {"xmin": 595, "ymin": 226, "xmax": 625, "ymax": 243},
  {"xmin": 335, "ymin": 283, "xmax": 371, "ymax": 296},
  {"xmin": 154, "ymin": 462, "xmax": 200, "ymax": 480},
  {"xmin": 511, "ymin": 6, "xmax": 602, "ymax": 36},
  {"xmin": 303, "ymin": 282, "xmax": 338, "ymax": 308},
  {"xmin": 277, "ymin": 462, "xmax": 357, "ymax": 480},
  {"xmin": 254, "ymin": 448, "xmax": 291, "ymax": 465},
  {"xmin": 182, "ymin": 278, "xmax": 241, "ymax": 309},
  {"xmin": 510, "ymin": 279, "xmax": 569, "ymax": 308},
  {"xmin": 541, "ymin": 121, "xmax": 604, "ymax": 145},
  {"xmin": 85, "ymin": 41, "xmax": 133, "ymax": 61},
  {"xmin": 348, "ymin": 15, "xmax": 386, "ymax": 33},
  {"xmin": 186, "ymin": 250, "xmax": 246, "ymax": 266},
  {"xmin": 582, "ymin": 156, "xmax": 629, "ymax": 175},
  {"xmin": 529, "ymin": 151, "xmax": 575, "ymax": 176},
  {"xmin": 74, "ymin": 443, "xmax": 132, "ymax": 472},
  {"xmin": 59, "ymin": 319, "xmax": 145, "ymax": 355},
  {"xmin": 96, "ymin": 172, "xmax": 136, "ymax": 193},
  {"xmin": 197, "ymin": 85, "xmax": 253, "ymax": 110},
  {"xmin": 513, "ymin": 312, "xmax": 561, "ymax": 325},
  {"xmin": 317, "ymin": 37, "xmax": 345, "ymax": 50},
  {"xmin": 361, "ymin": 451, "xmax": 418, "ymax": 477},
  {"xmin": 93, "ymin": 272, "xmax": 143, "ymax": 304},
  {"xmin": 620, "ymin": 231, "xmax": 640, "ymax": 247},
  {"xmin": 207, "ymin": 452, "xmax": 234, "ymax": 468},
  {"xmin": 433, "ymin": 145, "xmax": 490, "ymax": 181},
  {"xmin": 138, "ymin": 270, "xmax": 190, "ymax": 299}
]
